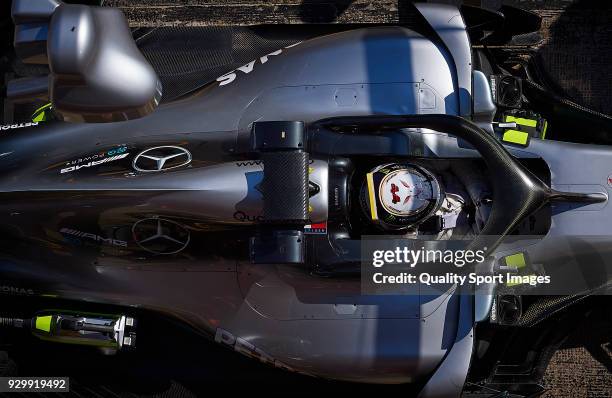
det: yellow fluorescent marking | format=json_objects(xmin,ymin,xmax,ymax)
[
  {"xmin": 35, "ymin": 315, "xmax": 53, "ymax": 332},
  {"xmin": 505, "ymin": 253, "xmax": 526, "ymax": 269},
  {"xmin": 31, "ymin": 102, "xmax": 52, "ymax": 122},
  {"xmin": 503, "ymin": 129, "xmax": 529, "ymax": 145},
  {"xmin": 309, "ymin": 167, "xmax": 314, "ymax": 174},
  {"xmin": 542, "ymin": 120, "xmax": 548, "ymax": 139},
  {"xmin": 32, "ymin": 112, "xmax": 46, "ymax": 123},
  {"xmin": 504, "ymin": 116, "xmax": 537, "ymax": 127},
  {"xmin": 366, "ymin": 172, "xmax": 378, "ymax": 220}
]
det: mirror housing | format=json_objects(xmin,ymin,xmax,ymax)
[{"xmin": 10, "ymin": 0, "xmax": 162, "ymax": 123}]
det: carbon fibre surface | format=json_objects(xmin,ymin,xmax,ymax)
[
  {"xmin": 135, "ymin": 27, "xmax": 303, "ymax": 102},
  {"xmin": 262, "ymin": 151, "xmax": 309, "ymax": 222}
]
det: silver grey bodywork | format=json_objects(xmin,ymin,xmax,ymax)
[{"xmin": 4, "ymin": 4, "xmax": 607, "ymax": 398}]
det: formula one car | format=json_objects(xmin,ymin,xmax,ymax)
[{"xmin": 0, "ymin": 1, "xmax": 610, "ymax": 397}]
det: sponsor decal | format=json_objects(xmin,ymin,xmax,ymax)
[
  {"xmin": 233, "ymin": 210, "xmax": 263, "ymax": 222},
  {"xmin": 60, "ymin": 227, "xmax": 127, "ymax": 247},
  {"xmin": 132, "ymin": 146, "xmax": 191, "ymax": 172},
  {"xmin": 0, "ymin": 122, "xmax": 38, "ymax": 131},
  {"xmin": 215, "ymin": 328, "xmax": 306, "ymax": 374},
  {"xmin": 235, "ymin": 159, "xmax": 312, "ymax": 168},
  {"xmin": 304, "ymin": 222, "xmax": 327, "ymax": 235},
  {"xmin": 132, "ymin": 218, "xmax": 190, "ymax": 254},
  {"xmin": 216, "ymin": 42, "xmax": 301, "ymax": 87},
  {"xmin": 0, "ymin": 285, "xmax": 34, "ymax": 295},
  {"xmin": 60, "ymin": 146, "xmax": 129, "ymax": 174},
  {"xmin": 235, "ymin": 160, "xmax": 262, "ymax": 167},
  {"xmin": 64, "ymin": 146, "xmax": 128, "ymax": 166},
  {"xmin": 234, "ymin": 171, "xmax": 264, "ymax": 221}
]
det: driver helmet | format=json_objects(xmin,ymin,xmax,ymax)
[{"xmin": 359, "ymin": 163, "xmax": 444, "ymax": 230}]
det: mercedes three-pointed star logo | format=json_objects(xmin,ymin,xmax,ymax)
[
  {"xmin": 132, "ymin": 218, "xmax": 191, "ymax": 255},
  {"xmin": 132, "ymin": 146, "xmax": 192, "ymax": 172}
]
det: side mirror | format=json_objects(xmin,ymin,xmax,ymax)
[{"xmin": 9, "ymin": 0, "xmax": 162, "ymax": 123}]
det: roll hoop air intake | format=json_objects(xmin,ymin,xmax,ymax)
[{"xmin": 249, "ymin": 121, "xmax": 309, "ymax": 264}]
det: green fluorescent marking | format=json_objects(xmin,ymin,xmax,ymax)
[
  {"xmin": 504, "ymin": 115, "xmax": 538, "ymax": 127},
  {"xmin": 505, "ymin": 253, "xmax": 526, "ymax": 269},
  {"xmin": 32, "ymin": 112, "xmax": 46, "ymax": 123},
  {"xmin": 541, "ymin": 120, "xmax": 548, "ymax": 139},
  {"xmin": 503, "ymin": 129, "xmax": 529, "ymax": 145},
  {"xmin": 35, "ymin": 315, "xmax": 53, "ymax": 332},
  {"xmin": 31, "ymin": 103, "xmax": 52, "ymax": 122}
]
